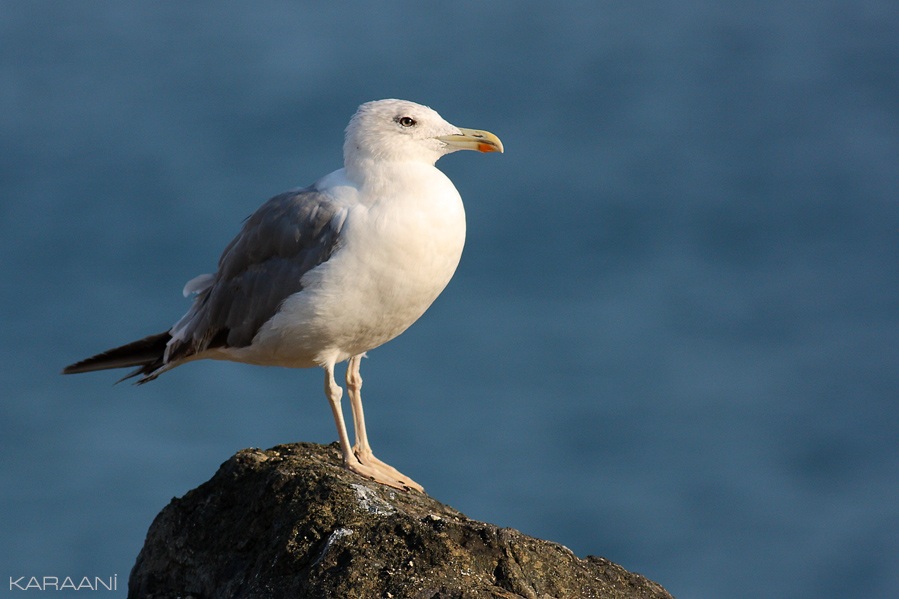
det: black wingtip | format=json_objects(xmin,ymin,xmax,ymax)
[
  {"xmin": 62, "ymin": 359, "xmax": 99, "ymax": 375},
  {"xmin": 61, "ymin": 331, "xmax": 172, "ymax": 379}
]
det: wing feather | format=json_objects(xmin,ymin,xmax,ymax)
[{"xmin": 166, "ymin": 186, "xmax": 346, "ymax": 362}]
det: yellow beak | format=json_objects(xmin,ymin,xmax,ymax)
[{"xmin": 437, "ymin": 128, "xmax": 504, "ymax": 153}]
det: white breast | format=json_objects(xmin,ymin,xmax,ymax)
[{"xmin": 235, "ymin": 163, "xmax": 466, "ymax": 368}]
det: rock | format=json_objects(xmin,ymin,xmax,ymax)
[{"xmin": 129, "ymin": 443, "xmax": 673, "ymax": 599}]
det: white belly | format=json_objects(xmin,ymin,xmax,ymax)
[{"xmin": 224, "ymin": 165, "xmax": 466, "ymax": 368}]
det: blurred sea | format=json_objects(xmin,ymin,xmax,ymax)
[{"xmin": 1, "ymin": 2, "xmax": 896, "ymax": 597}]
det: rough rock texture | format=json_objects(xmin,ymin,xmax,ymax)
[{"xmin": 129, "ymin": 442, "xmax": 673, "ymax": 599}]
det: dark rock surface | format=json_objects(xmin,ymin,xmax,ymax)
[{"xmin": 129, "ymin": 442, "xmax": 673, "ymax": 599}]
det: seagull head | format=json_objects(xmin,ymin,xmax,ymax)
[{"xmin": 343, "ymin": 99, "xmax": 503, "ymax": 171}]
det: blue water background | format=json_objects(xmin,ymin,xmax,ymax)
[{"xmin": 2, "ymin": 2, "xmax": 897, "ymax": 597}]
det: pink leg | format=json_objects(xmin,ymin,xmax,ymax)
[{"xmin": 345, "ymin": 354, "xmax": 424, "ymax": 492}]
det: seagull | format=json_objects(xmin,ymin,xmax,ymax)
[{"xmin": 63, "ymin": 99, "xmax": 503, "ymax": 492}]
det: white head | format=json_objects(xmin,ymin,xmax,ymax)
[{"xmin": 343, "ymin": 99, "xmax": 502, "ymax": 172}]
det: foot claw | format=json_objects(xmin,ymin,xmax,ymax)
[{"xmin": 346, "ymin": 454, "xmax": 424, "ymax": 493}]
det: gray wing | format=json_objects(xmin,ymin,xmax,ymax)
[{"xmin": 166, "ymin": 186, "xmax": 346, "ymax": 362}]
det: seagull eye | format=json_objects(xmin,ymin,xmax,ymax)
[{"xmin": 396, "ymin": 116, "xmax": 416, "ymax": 128}]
